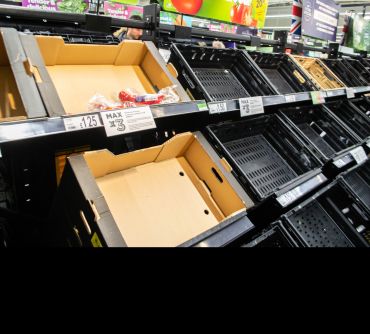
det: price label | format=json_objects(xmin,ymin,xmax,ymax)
[
  {"xmin": 285, "ymin": 95, "xmax": 296, "ymax": 103},
  {"xmin": 63, "ymin": 114, "xmax": 102, "ymax": 132},
  {"xmin": 326, "ymin": 89, "xmax": 343, "ymax": 98},
  {"xmin": 208, "ymin": 102, "xmax": 228, "ymax": 114},
  {"xmin": 310, "ymin": 91, "xmax": 326, "ymax": 105},
  {"xmin": 276, "ymin": 174, "xmax": 327, "ymax": 207},
  {"xmin": 350, "ymin": 146, "xmax": 368, "ymax": 165},
  {"xmin": 239, "ymin": 96, "xmax": 264, "ymax": 118},
  {"xmin": 333, "ymin": 158, "xmax": 347, "ymax": 169},
  {"xmin": 101, "ymin": 106, "xmax": 156, "ymax": 137},
  {"xmin": 276, "ymin": 188, "xmax": 302, "ymax": 208},
  {"xmin": 346, "ymin": 88, "xmax": 355, "ymax": 99}
]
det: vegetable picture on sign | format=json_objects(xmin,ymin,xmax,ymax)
[
  {"xmin": 58, "ymin": 0, "xmax": 87, "ymax": 13},
  {"xmin": 171, "ymin": 0, "xmax": 203, "ymax": 15},
  {"xmin": 231, "ymin": 1, "xmax": 256, "ymax": 26},
  {"xmin": 163, "ymin": 0, "xmax": 269, "ymax": 28}
]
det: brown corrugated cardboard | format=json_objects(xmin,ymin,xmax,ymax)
[
  {"xmin": 51, "ymin": 132, "xmax": 254, "ymax": 247},
  {"xmin": 20, "ymin": 36, "xmax": 190, "ymax": 116},
  {"xmin": 0, "ymin": 28, "xmax": 47, "ymax": 122},
  {"xmin": 289, "ymin": 55, "xmax": 346, "ymax": 90}
]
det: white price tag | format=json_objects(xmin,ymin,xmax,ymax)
[
  {"xmin": 334, "ymin": 158, "xmax": 347, "ymax": 169},
  {"xmin": 277, "ymin": 187, "xmax": 304, "ymax": 207},
  {"xmin": 276, "ymin": 192, "xmax": 296, "ymax": 208},
  {"xmin": 63, "ymin": 114, "xmax": 102, "ymax": 132},
  {"xmin": 285, "ymin": 95, "xmax": 296, "ymax": 103},
  {"xmin": 350, "ymin": 147, "xmax": 368, "ymax": 165},
  {"xmin": 239, "ymin": 96, "xmax": 264, "ymax": 118},
  {"xmin": 208, "ymin": 102, "xmax": 228, "ymax": 114},
  {"xmin": 326, "ymin": 89, "xmax": 341, "ymax": 98},
  {"xmin": 346, "ymin": 88, "xmax": 355, "ymax": 99},
  {"xmin": 101, "ymin": 106, "xmax": 156, "ymax": 137}
]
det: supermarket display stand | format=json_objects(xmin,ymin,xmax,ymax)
[{"xmin": 1, "ymin": 4, "xmax": 370, "ymax": 246}]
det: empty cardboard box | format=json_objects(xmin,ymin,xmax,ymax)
[
  {"xmin": 289, "ymin": 55, "xmax": 346, "ymax": 90},
  {"xmin": 20, "ymin": 35, "xmax": 190, "ymax": 117},
  {"xmin": 50, "ymin": 132, "xmax": 254, "ymax": 247},
  {"xmin": 0, "ymin": 28, "xmax": 47, "ymax": 122}
]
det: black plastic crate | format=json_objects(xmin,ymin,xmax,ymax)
[
  {"xmin": 281, "ymin": 182, "xmax": 369, "ymax": 247},
  {"xmin": 350, "ymin": 97, "xmax": 370, "ymax": 120},
  {"xmin": 32, "ymin": 32, "xmax": 119, "ymax": 45},
  {"xmin": 342, "ymin": 58, "xmax": 370, "ymax": 85},
  {"xmin": 323, "ymin": 59, "xmax": 367, "ymax": 87},
  {"xmin": 325, "ymin": 100, "xmax": 370, "ymax": 141},
  {"xmin": 169, "ymin": 44, "xmax": 278, "ymax": 102},
  {"xmin": 250, "ymin": 52, "xmax": 316, "ymax": 94},
  {"xmin": 206, "ymin": 114, "xmax": 323, "ymax": 202},
  {"xmin": 243, "ymin": 222, "xmax": 298, "ymax": 247},
  {"xmin": 341, "ymin": 161, "xmax": 370, "ymax": 215},
  {"xmin": 361, "ymin": 58, "xmax": 370, "ymax": 72},
  {"xmin": 279, "ymin": 105, "xmax": 361, "ymax": 162}
]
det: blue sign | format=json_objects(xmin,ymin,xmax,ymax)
[{"xmin": 302, "ymin": 0, "xmax": 340, "ymax": 42}]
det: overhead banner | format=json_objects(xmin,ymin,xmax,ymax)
[
  {"xmin": 353, "ymin": 14, "xmax": 370, "ymax": 52},
  {"xmin": 112, "ymin": 0, "xmax": 149, "ymax": 4},
  {"xmin": 104, "ymin": 2, "xmax": 143, "ymax": 19},
  {"xmin": 163, "ymin": 0, "xmax": 269, "ymax": 29},
  {"xmin": 302, "ymin": 0, "xmax": 340, "ymax": 42},
  {"xmin": 22, "ymin": 0, "xmax": 89, "ymax": 12}
]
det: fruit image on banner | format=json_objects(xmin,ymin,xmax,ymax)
[{"xmin": 163, "ymin": 0, "xmax": 269, "ymax": 28}]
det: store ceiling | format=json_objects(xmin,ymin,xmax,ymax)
[{"xmin": 265, "ymin": 0, "xmax": 370, "ymax": 42}]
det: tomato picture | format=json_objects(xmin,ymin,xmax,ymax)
[{"xmin": 171, "ymin": 0, "xmax": 203, "ymax": 15}]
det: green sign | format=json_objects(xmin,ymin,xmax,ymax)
[
  {"xmin": 163, "ymin": 0, "xmax": 269, "ymax": 29},
  {"xmin": 353, "ymin": 14, "xmax": 370, "ymax": 52}
]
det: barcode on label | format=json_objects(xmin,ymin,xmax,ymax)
[
  {"xmin": 285, "ymin": 95, "xmax": 296, "ymax": 103},
  {"xmin": 334, "ymin": 159, "xmax": 347, "ymax": 168},
  {"xmin": 208, "ymin": 102, "xmax": 228, "ymax": 114}
]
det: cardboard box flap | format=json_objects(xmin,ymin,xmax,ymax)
[
  {"xmin": 84, "ymin": 145, "xmax": 162, "ymax": 178},
  {"xmin": 0, "ymin": 32, "xmax": 9, "ymax": 66},
  {"xmin": 142, "ymin": 53, "xmax": 174, "ymax": 90},
  {"xmin": 156, "ymin": 132, "xmax": 195, "ymax": 162},
  {"xmin": 184, "ymin": 139, "xmax": 245, "ymax": 217},
  {"xmin": 37, "ymin": 36, "xmax": 119, "ymax": 66},
  {"xmin": 35, "ymin": 36, "xmax": 64, "ymax": 66},
  {"xmin": 0, "ymin": 28, "xmax": 46, "ymax": 119},
  {"xmin": 114, "ymin": 40, "xmax": 146, "ymax": 66},
  {"xmin": 20, "ymin": 34, "xmax": 65, "ymax": 117}
]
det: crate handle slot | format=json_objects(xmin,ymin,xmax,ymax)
[
  {"xmin": 212, "ymin": 168, "xmax": 223, "ymax": 184},
  {"xmin": 80, "ymin": 210, "xmax": 92, "ymax": 236},
  {"xmin": 23, "ymin": 58, "xmax": 43, "ymax": 83},
  {"xmin": 72, "ymin": 226, "xmax": 83, "ymax": 247}
]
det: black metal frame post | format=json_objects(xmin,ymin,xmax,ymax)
[{"xmin": 141, "ymin": 3, "xmax": 161, "ymax": 44}]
